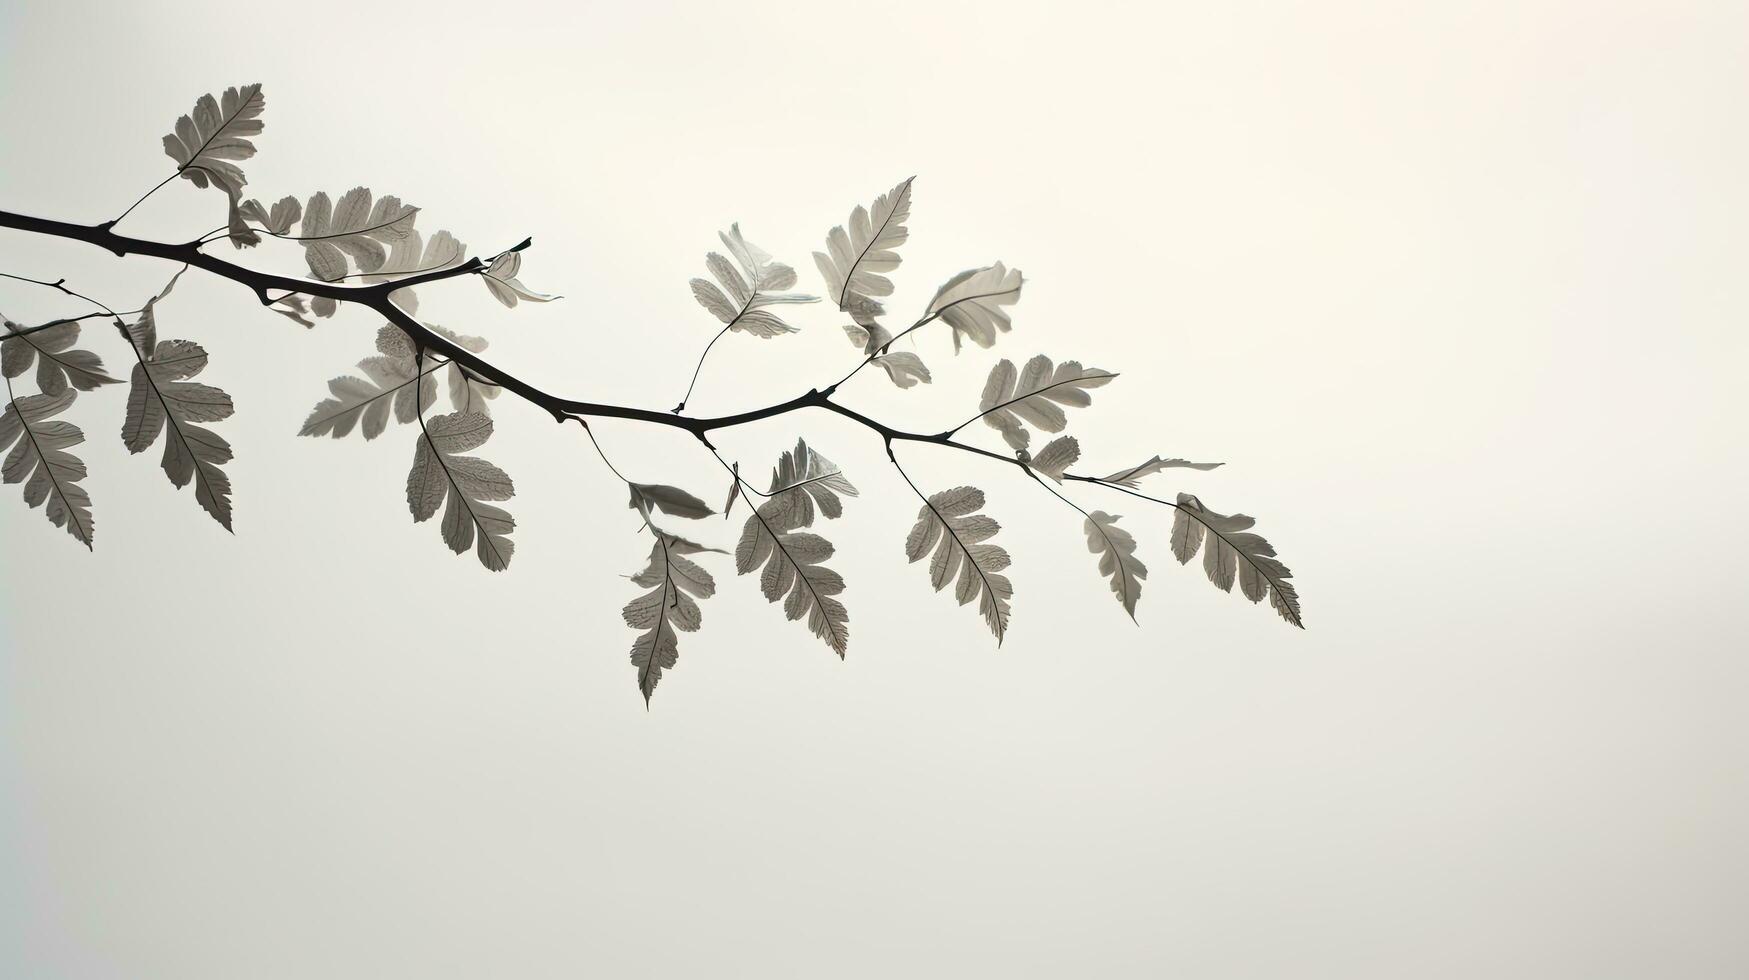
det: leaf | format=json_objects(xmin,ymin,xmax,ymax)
[
  {"xmin": 977, "ymin": 355, "xmax": 1118, "ymax": 451},
  {"xmin": 812, "ymin": 177, "xmax": 914, "ymax": 319},
  {"xmin": 161, "ymin": 84, "xmax": 264, "ymax": 248},
  {"xmin": 722, "ymin": 461, "xmax": 739, "ymax": 520},
  {"xmin": 763, "ymin": 436, "xmax": 858, "ymax": 523},
  {"xmin": 1084, "ymin": 510, "xmax": 1147, "ymax": 621},
  {"xmin": 299, "ymin": 331, "xmax": 441, "ymax": 439},
  {"xmin": 1, "ymin": 387, "xmax": 94, "ymax": 548},
  {"xmin": 297, "ymin": 187, "xmax": 420, "ymax": 315},
  {"xmin": 405, "ymin": 412, "xmax": 516, "ymax": 571},
  {"xmin": 2, "ymin": 317, "xmax": 120, "ymax": 395},
  {"xmin": 483, "ymin": 252, "xmax": 557, "ymax": 308},
  {"xmin": 624, "ymin": 531, "xmax": 717, "ymax": 705},
  {"xmin": 927, "ymin": 262, "xmax": 1024, "ymax": 352},
  {"xmin": 268, "ymin": 294, "xmax": 315, "ymax": 329},
  {"xmin": 734, "ymin": 438, "xmax": 855, "ymax": 657},
  {"xmin": 903, "ymin": 485, "xmax": 1013, "ymax": 642},
  {"xmin": 424, "ymin": 324, "xmax": 498, "ymax": 416},
  {"xmin": 239, "ymin": 194, "xmax": 300, "ymax": 234},
  {"xmin": 368, "ymin": 229, "xmax": 468, "ymax": 315},
  {"xmin": 841, "ymin": 319, "xmax": 894, "ymax": 355},
  {"xmin": 1103, "ymin": 456, "xmax": 1224, "ymax": 487},
  {"xmin": 1170, "ymin": 493, "xmax": 1303, "ymax": 628},
  {"xmin": 629, "ymin": 482, "xmax": 715, "ymax": 520},
  {"xmin": 689, "ymin": 224, "xmax": 817, "ymax": 337},
  {"xmin": 120, "ymin": 284, "xmax": 236, "ymax": 530},
  {"xmin": 1031, "ymin": 435, "xmax": 1080, "ymax": 482},
  {"xmin": 874, "ymin": 351, "xmax": 931, "ymax": 389}
]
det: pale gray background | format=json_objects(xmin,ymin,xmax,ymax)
[{"xmin": 2, "ymin": 1, "xmax": 1745, "ymax": 976}]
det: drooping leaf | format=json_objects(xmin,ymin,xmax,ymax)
[
  {"xmin": 734, "ymin": 438, "xmax": 855, "ymax": 657},
  {"xmin": 483, "ymin": 252, "xmax": 557, "ymax": 308},
  {"xmin": 874, "ymin": 351, "xmax": 931, "ymax": 389},
  {"xmin": 624, "ymin": 531, "xmax": 717, "ymax": 705},
  {"xmin": 977, "ymin": 355, "xmax": 1118, "ymax": 452},
  {"xmin": 927, "ymin": 262, "xmax": 1024, "ymax": 352},
  {"xmin": 1031, "ymin": 435, "xmax": 1080, "ymax": 482},
  {"xmin": 1084, "ymin": 510, "xmax": 1147, "ymax": 621},
  {"xmin": 722, "ymin": 461, "xmax": 739, "ymax": 520},
  {"xmin": 813, "ymin": 177, "xmax": 914, "ymax": 320},
  {"xmin": 2, "ymin": 317, "xmax": 120, "ymax": 395},
  {"xmin": 160, "ymin": 83, "xmax": 265, "ymax": 248},
  {"xmin": 1170, "ymin": 493, "xmax": 1303, "ymax": 628},
  {"xmin": 405, "ymin": 412, "xmax": 516, "ymax": 570},
  {"xmin": 120, "ymin": 283, "xmax": 236, "ymax": 530},
  {"xmin": 1102, "ymin": 455, "xmax": 1224, "ymax": 487},
  {"xmin": 629, "ymin": 482, "xmax": 715, "ymax": 520},
  {"xmin": 903, "ymin": 485, "xmax": 1013, "ymax": 642},
  {"xmin": 1, "ymin": 387, "xmax": 94, "ymax": 548}
]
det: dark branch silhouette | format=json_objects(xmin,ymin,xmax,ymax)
[{"xmin": 0, "ymin": 84, "xmax": 1303, "ymax": 704}]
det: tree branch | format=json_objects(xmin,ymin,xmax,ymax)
[{"xmin": 0, "ymin": 207, "xmax": 1161, "ymax": 504}]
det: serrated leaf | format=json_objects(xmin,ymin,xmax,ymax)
[
  {"xmin": 927, "ymin": 262, "xmax": 1024, "ymax": 353},
  {"xmin": 625, "ymin": 531, "xmax": 717, "ymax": 705},
  {"xmin": 120, "ymin": 282, "xmax": 236, "ymax": 530},
  {"xmin": 1, "ymin": 387, "xmax": 94, "ymax": 548},
  {"xmin": 1170, "ymin": 493, "xmax": 1303, "ymax": 628},
  {"xmin": 1031, "ymin": 435, "xmax": 1080, "ymax": 482},
  {"xmin": 367, "ymin": 229, "xmax": 468, "ymax": 315},
  {"xmin": 296, "ymin": 187, "xmax": 419, "ymax": 315},
  {"xmin": 299, "ymin": 343, "xmax": 441, "ymax": 440},
  {"xmin": 405, "ymin": 412, "xmax": 516, "ymax": 570},
  {"xmin": 904, "ymin": 485, "xmax": 1013, "ymax": 641},
  {"xmin": 239, "ymin": 194, "xmax": 300, "ymax": 234},
  {"xmin": 977, "ymin": 355, "xmax": 1118, "ymax": 452},
  {"xmin": 734, "ymin": 438, "xmax": 854, "ymax": 656},
  {"xmin": 764, "ymin": 436, "xmax": 858, "ymax": 522},
  {"xmin": 160, "ymin": 83, "xmax": 264, "ymax": 248},
  {"xmin": 1102, "ymin": 455, "xmax": 1224, "ymax": 487},
  {"xmin": 483, "ymin": 252, "xmax": 557, "ymax": 308},
  {"xmin": 423, "ymin": 324, "xmax": 498, "ymax": 415},
  {"xmin": 689, "ymin": 225, "xmax": 816, "ymax": 337},
  {"xmin": 1084, "ymin": 510, "xmax": 1146, "ymax": 621},
  {"xmin": 813, "ymin": 177, "xmax": 914, "ymax": 318},
  {"xmin": 2, "ymin": 317, "xmax": 120, "ymax": 395}
]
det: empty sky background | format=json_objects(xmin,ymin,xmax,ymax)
[{"xmin": 2, "ymin": 1, "xmax": 1746, "ymax": 976}]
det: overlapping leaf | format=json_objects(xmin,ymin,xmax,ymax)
[
  {"xmin": 904, "ymin": 485, "xmax": 1013, "ymax": 641},
  {"xmin": 977, "ymin": 355, "xmax": 1117, "ymax": 451},
  {"xmin": 2, "ymin": 317, "xmax": 119, "ymax": 395},
  {"xmin": 689, "ymin": 224, "xmax": 817, "ymax": 337},
  {"xmin": 734, "ymin": 438, "xmax": 856, "ymax": 657},
  {"xmin": 160, "ymin": 83, "xmax": 264, "ymax": 248},
  {"xmin": 1170, "ymin": 493, "xmax": 1303, "ymax": 628},
  {"xmin": 927, "ymin": 262, "xmax": 1024, "ymax": 352},
  {"xmin": 813, "ymin": 177, "xmax": 914, "ymax": 321},
  {"xmin": 840, "ymin": 320, "xmax": 932, "ymax": 389},
  {"xmin": 406, "ymin": 412, "xmax": 516, "ymax": 570},
  {"xmin": 1, "ymin": 388, "xmax": 94, "ymax": 548},
  {"xmin": 629, "ymin": 482, "xmax": 714, "ymax": 520},
  {"xmin": 297, "ymin": 187, "xmax": 420, "ymax": 316},
  {"xmin": 1084, "ymin": 510, "xmax": 1146, "ymax": 621},
  {"xmin": 367, "ymin": 229, "xmax": 468, "ymax": 315},
  {"xmin": 299, "ymin": 325, "xmax": 440, "ymax": 439},
  {"xmin": 121, "ymin": 280, "xmax": 235, "ymax": 530},
  {"xmin": 624, "ymin": 531, "xmax": 718, "ymax": 705}
]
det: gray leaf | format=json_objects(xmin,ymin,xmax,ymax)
[
  {"xmin": 812, "ymin": 177, "xmax": 914, "ymax": 317},
  {"xmin": 1168, "ymin": 493, "xmax": 1303, "ymax": 628},
  {"xmin": 904, "ymin": 485, "xmax": 1013, "ymax": 642}
]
